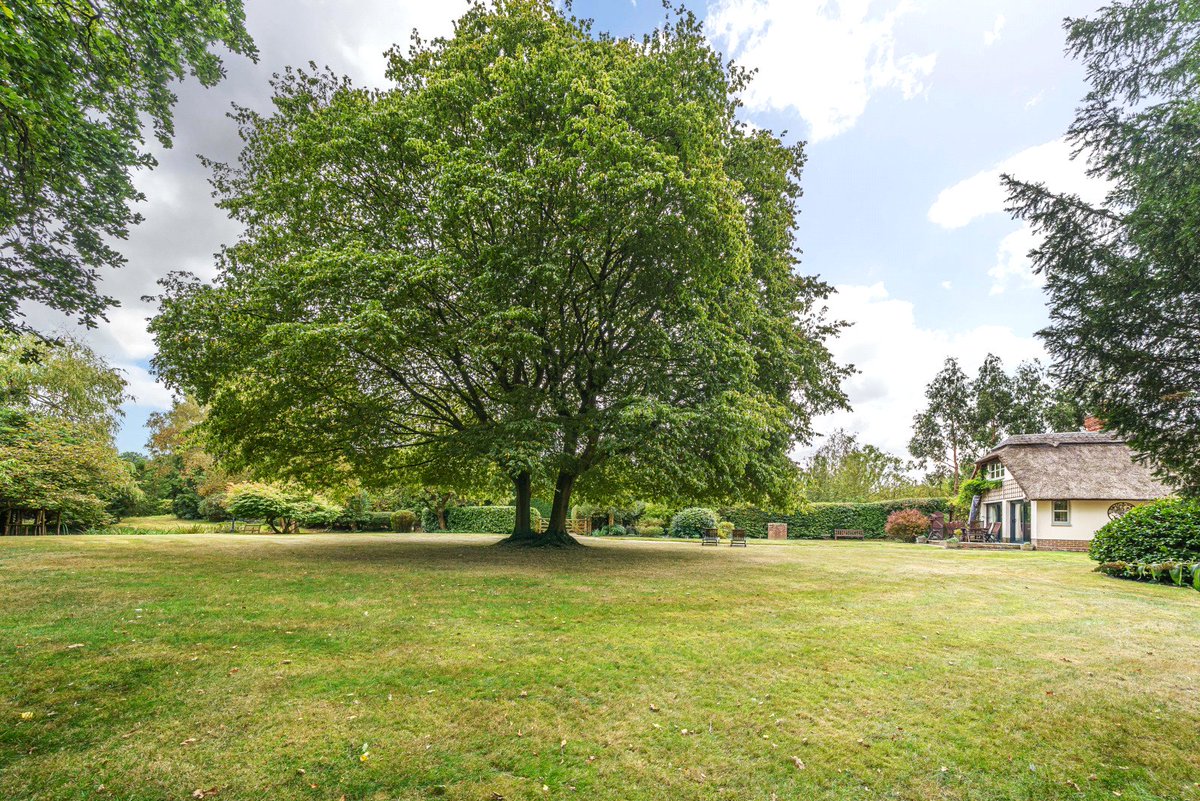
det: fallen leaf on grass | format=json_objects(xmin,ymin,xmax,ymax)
[
  {"xmin": 66, "ymin": 644, "xmax": 85, "ymax": 650},
  {"xmin": 181, "ymin": 738, "xmax": 198, "ymax": 746},
  {"xmin": 19, "ymin": 711, "xmax": 33, "ymax": 720},
  {"xmin": 792, "ymin": 756, "xmax": 805, "ymax": 770},
  {"xmin": 649, "ymin": 703, "xmax": 659, "ymax": 712},
  {"xmin": 191, "ymin": 789, "xmax": 218, "ymax": 799}
]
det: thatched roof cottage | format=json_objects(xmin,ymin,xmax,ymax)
[{"xmin": 973, "ymin": 430, "xmax": 1172, "ymax": 551}]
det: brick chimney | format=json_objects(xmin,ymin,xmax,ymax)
[{"xmin": 1083, "ymin": 416, "xmax": 1105, "ymax": 432}]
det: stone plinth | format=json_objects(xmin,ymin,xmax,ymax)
[{"xmin": 767, "ymin": 522, "xmax": 787, "ymax": 541}]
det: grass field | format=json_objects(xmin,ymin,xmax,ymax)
[{"xmin": 1, "ymin": 532, "xmax": 1198, "ymax": 801}]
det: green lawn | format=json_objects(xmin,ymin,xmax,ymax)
[{"xmin": 1, "ymin": 533, "xmax": 1198, "ymax": 801}]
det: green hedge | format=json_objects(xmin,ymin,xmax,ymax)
[
  {"xmin": 442, "ymin": 506, "xmax": 541, "ymax": 535},
  {"xmin": 1090, "ymin": 498, "xmax": 1200, "ymax": 563},
  {"xmin": 719, "ymin": 497, "xmax": 953, "ymax": 539}
]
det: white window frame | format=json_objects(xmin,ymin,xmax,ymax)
[
  {"xmin": 1052, "ymin": 500, "xmax": 1071, "ymax": 526},
  {"xmin": 985, "ymin": 461, "xmax": 1005, "ymax": 481}
]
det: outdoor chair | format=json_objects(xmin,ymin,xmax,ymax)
[
  {"xmin": 701, "ymin": 528, "xmax": 720, "ymax": 546},
  {"xmin": 928, "ymin": 513, "xmax": 946, "ymax": 541},
  {"xmin": 730, "ymin": 529, "xmax": 747, "ymax": 547},
  {"xmin": 985, "ymin": 522, "xmax": 1002, "ymax": 542}
]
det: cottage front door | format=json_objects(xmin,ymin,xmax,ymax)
[{"xmin": 1008, "ymin": 500, "xmax": 1031, "ymax": 543}]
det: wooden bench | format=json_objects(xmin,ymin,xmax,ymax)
[
  {"xmin": 833, "ymin": 529, "xmax": 865, "ymax": 540},
  {"xmin": 730, "ymin": 529, "xmax": 747, "ymax": 547},
  {"xmin": 231, "ymin": 519, "xmax": 264, "ymax": 533},
  {"xmin": 701, "ymin": 528, "xmax": 720, "ymax": 546}
]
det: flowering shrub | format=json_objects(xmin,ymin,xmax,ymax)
[{"xmin": 884, "ymin": 508, "xmax": 930, "ymax": 542}]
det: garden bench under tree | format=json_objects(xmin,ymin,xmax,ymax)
[
  {"xmin": 833, "ymin": 529, "xmax": 865, "ymax": 540},
  {"xmin": 730, "ymin": 529, "xmax": 747, "ymax": 547},
  {"xmin": 701, "ymin": 528, "xmax": 720, "ymax": 546}
]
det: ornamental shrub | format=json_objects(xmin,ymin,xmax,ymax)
[
  {"xmin": 639, "ymin": 525, "xmax": 664, "ymax": 537},
  {"xmin": 1096, "ymin": 560, "xmax": 1200, "ymax": 591},
  {"xmin": 670, "ymin": 507, "xmax": 718, "ymax": 539},
  {"xmin": 197, "ymin": 492, "xmax": 230, "ymax": 522},
  {"xmin": 716, "ymin": 521, "xmax": 734, "ymax": 539},
  {"xmin": 390, "ymin": 510, "xmax": 417, "ymax": 532},
  {"xmin": 884, "ymin": 508, "xmax": 930, "ymax": 542},
  {"xmin": 597, "ymin": 523, "xmax": 627, "ymax": 537},
  {"xmin": 1089, "ymin": 498, "xmax": 1200, "ymax": 563}
]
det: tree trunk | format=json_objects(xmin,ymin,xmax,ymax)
[
  {"xmin": 513, "ymin": 471, "xmax": 533, "ymax": 537},
  {"xmin": 498, "ymin": 470, "xmax": 580, "ymax": 547}
]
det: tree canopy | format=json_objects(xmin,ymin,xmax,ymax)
[
  {"xmin": 0, "ymin": 0, "xmax": 256, "ymax": 332},
  {"xmin": 1005, "ymin": 0, "xmax": 1200, "ymax": 496},
  {"xmin": 0, "ymin": 333, "xmax": 137, "ymax": 527},
  {"xmin": 150, "ymin": 1, "xmax": 849, "ymax": 544},
  {"xmin": 909, "ymin": 354, "xmax": 1083, "ymax": 488},
  {"xmin": 799, "ymin": 430, "xmax": 912, "ymax": 503}
]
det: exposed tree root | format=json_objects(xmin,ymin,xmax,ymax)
[{"xmin": 495, "ymin": 528, "xmax": 583, "ymax": 548}]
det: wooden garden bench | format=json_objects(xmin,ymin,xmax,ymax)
[
  {"xmin": 833, "ymin": 529, "xmax": 865, "ymax": 540},
  {"xmin": 231, "ymin": 519, "xmax": 264, "ymax": 533},
  {"xmin": 730, "ymin": 529, "xmax": 747, "ymax": 547},
  {"xmin": 701, "ymin": 528, "xmax": 720, "ymax": 546}
]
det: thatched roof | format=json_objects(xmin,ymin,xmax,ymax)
[{"xmin": 977, "ymin": 433, "xmax": 1172, "ymax": 501}]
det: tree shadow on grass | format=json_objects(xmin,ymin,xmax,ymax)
[{"xmin": 251, "ymin": 534, "xmax": 735, "ymax": 578}]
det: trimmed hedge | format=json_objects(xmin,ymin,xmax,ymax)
[
  {"xmin": 1089, "ymin": 498, "xmax": 1200, "ymax": 563},
  {"xmin": 442, "ymin": 505, "xmax": 542, "ymax": 535},
  {"xmin": 719, "ymin": 497, "xmax": 953, "ymax": 539},
  {"xmin": 1096, "ymin": 560, "xmax": 1200, "ymax": 590}
]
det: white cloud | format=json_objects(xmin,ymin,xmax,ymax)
[
  {"xmin": 706, "ymin": 0, "xmax": 936, "ymax": 141},
  {"xmin": 812, "ymin": 282, "xmax": 1046, "ymax": 457},
  {"xmin": 940, "ymin": 280, "xmax": 952, "ymax": 290},
  {"xmin": 929, "ymin": 139, "xmax": 1110, "ymax": 293},
  {"xmin": 928, "ymin": 139, "xmax": 1101, "ymax": 230},
  {"xmin": 987, "ymin": 226, "xmax": 1043, "ymax": 295},
  {"xmin": 983, "ymin": 14, "xmax": 1005, "ymax": 46},
  {"xmin": 118, "ymin": 363, "xmax": 174, "ymax": 410}
]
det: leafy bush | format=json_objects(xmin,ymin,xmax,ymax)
[
  {"xmin": 1096, "ymin": 560, "xmax": 1200, "ymax": 590},
  {"xmin": 227, "ymin": 483, "xmax": 298, "ymax": 531},
  {"xmin": 596, "ymin": 523, "xmax": 627, "ymax": 537},
  {"xmin": 1089, "ymin": 498, "xmax": 1200, "ymax": 563},
  {"xmin": 390, "ymin": 510, "xmax": 417, "ymax": 532},
  {"xmin": 670, "ymin": 507, "xmax": 718, "ymax": 539},
  {"xmin": 443, "ymin": 506, "xmax": 541, "ymax": 534},
  {"xmin": 719, "ymin": 498, "xmax": 952, "ymax": 539},
  {"xmin": 197, "ymin": 492, "xmax": 230, "ymax": 522},
  {"xmin": 638, "ymin": 525, "xmax": 664, "ymax": 537},
  {"xmin": 884, "ymin": 509, "xmax": 930, "ymax": 542},
  {"xmin": 716, "ymin": 521, "xmax": 734, "ymax": 539},
  {"xmin": 356, "ymin": 511, "xmax": 393, "ymax": 532},
  {"xmin": 172, "ymin": 489, "xmax": 202, "ymax": 520}
]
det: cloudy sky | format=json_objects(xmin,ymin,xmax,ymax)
[{"xmin": 41, "ymin": 0, "xmax": 1106, "ymax": 457}]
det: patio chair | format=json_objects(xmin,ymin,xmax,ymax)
[
  {"xmin": 730, "ymin": 529, "xmax": 747, "ymax": 547},
  {"xmin": 701, "ymin": 528, "xmax": 720, "ymax": 546},
  {"xmin": 928, "ymin": 513, "xmax": 946, "ymax": 541},
  {"xmin": 985, "ymin": 522, "xmax": 1002, "ymax": 542}
]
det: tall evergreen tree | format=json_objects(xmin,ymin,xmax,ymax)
[{"xmin": 1005, "ymin": 0, "xmax": 1200, "ymax": 496}]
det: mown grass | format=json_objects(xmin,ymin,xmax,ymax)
[{"xmin": 1, "ymin": 532, "xmax": 1197, "ymax": 801}]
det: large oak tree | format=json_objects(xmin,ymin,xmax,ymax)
[{"xmin": 150, "ymin": 1, "xmax": 849, "ymax": 545}]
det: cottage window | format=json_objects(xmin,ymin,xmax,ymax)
[
  {"xmin": 1052, "ymin": 500, "xmax": 1071, "ymax": 525},
  {"xmin": 985, "ymin": 461, "xmax": 1005, "ymax": 481}
]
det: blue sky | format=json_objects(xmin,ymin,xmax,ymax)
[{"xmin": 47, "ymin": 0, "xmax": 1106, "ymax": 458}]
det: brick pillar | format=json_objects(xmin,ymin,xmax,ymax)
[{"xmin": 767, "ymin": 522, "xmax": 787, "ymax": 541}]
